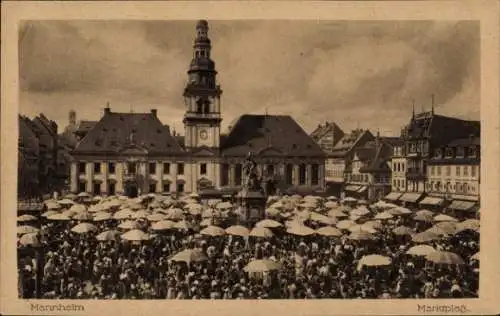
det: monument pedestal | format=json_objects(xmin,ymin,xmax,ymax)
[{"xmin": 236, "ymin": 188, "xmax": 267, "ymax": 228}]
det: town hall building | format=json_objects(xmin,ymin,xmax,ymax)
[{"xmin": 69, "ymin": 20, "xmax": 326, "ymax": 197}]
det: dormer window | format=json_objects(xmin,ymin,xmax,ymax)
[
  {"xmin": 456, "ymin": 147, "xmax": 465, "ymax": 158},
  {"xmin": 434, "ymin": 148, "xmax": 442, "ymax": 158},
  {"xmin": 445, "ymin": 148, "xmax": 453, "ymax": 158},
  {"xmin": 468, "ymin": 146, "xmax": 478, "ymax": 158}
]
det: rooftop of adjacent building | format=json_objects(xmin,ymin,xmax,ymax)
[
  {"xmin": 310, "ymin": 121, "xmax": 345, "ymax": 141},
  {"xmin": 220, "ymin": 114, "xmax": 325, "ymax": 157},
  {"xmin": 72, "ymin": 108, "xmax": 182, "ymax": 155},
  {"xmin": 402, "ymin": 110, "xmax": 480, "ymax": 146},
  {"xmin": 328, "ymin": 128, "xmax": 375, "ymax": 158},
  {"xmin": 354, "ymin": 135, "xmax": 396, "ymax": 172},
  {"xmin": 70, "ymin": 107, "xmax": 324, "ymax": 158}
]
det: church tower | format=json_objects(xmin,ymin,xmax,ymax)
[{"xmin": 183, "ymin": 20, "xmax": 223, "ymax": 149}]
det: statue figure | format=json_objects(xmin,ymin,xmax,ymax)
[{"xmin": 242, "ymin": 152, "xmax": 261, "ymax": 190}]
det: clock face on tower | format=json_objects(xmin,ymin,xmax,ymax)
[{"xmin": 199, "ymin": 129, "xmax": 208, "ymax": 140}]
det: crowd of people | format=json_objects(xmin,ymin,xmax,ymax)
[{"xmin": 17, "ymin": 192, "xmax": 479, "ymax": 299}]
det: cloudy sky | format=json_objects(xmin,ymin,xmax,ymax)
[{"xmin": 19, "ymin": 20, "xmax": 479, "ymax": 136}]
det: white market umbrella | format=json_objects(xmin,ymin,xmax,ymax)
[
  {"xmin": 151, "ymin": 220, "xmax": 176, "ymax": 231},
  {"xmin": 249, "ymin": 227, "xmax": 274, "ymax": 238},
  {"xmin": 434, "ymin": 214, "xmax": 459, "ymax": 222},
  {"xmin": 425, "ymin": 251, "xmax": 465, "ymax": 265},
  {"xmin": 121, "ymin": 229, "xmax": 149, "ymax": 241},
  {"xmin": 357, "ymin": 254, "xmax": 392, "ymax": 271},
  {"xmin": 406, "ymin": 245, "xmax": 436, "ymax": 256},
  {"xmin": 93, "ymin": 212, "xmax": 113, "ymax": 222},
  {"xmin": 243, "ymin": 259, "xmax": 282, "ymax": 273},
  {"xmin": 316, "ymin": 226, "xmax": 342, "ymax": 237},
  {"xmin": 226, "ymin": 225, "xmax": 250, "ymax": 237},
  {"xmin": 170, "ymin": 249, "xmax": 207, "ymax": 263},
  {"xmin": 71, "ymin": 222, "xmax": 98, "ymax": 234},
  {"xmin": 200, "ymin": 225, "xmax": 226, "ymax": 237},
  {"xmin": 255, "ymin": 219, "xmax": 282, "ymax": 229},
  {"xmin": 118, "ymin": 220, "xmax": 140, "ymax": 230},
  {"xmin": 17, "ymin": 225, "xmax": 39, "ymax": 235},
  {"xmin": 58, "ymin": 199, "xmax": 75, "ymax": 206},
  {"xmin": 286, "ymin": 225, "xmax": 316, "ymax": 236},
  {"xmin": 17, "ymin": 214, "xmax": 38, "ymax": 222}
]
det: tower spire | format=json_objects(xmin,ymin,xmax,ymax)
[
  {"xmin": 431, "ymin": 94, "xmax": 435, "ymax": 114},
  {"xmin": 183, "ymin": 20, "xmax": 222, "ymax": 150},
  {"xmin": 412, "ymin": 98, "xmax": 415, "ymax": 120}
]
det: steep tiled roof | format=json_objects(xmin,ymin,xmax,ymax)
[
  {"xmin": 330, "ymin": 129, "xmax": 374, "ymax": 158},
  {"xmin": 18, "ymin": 115, "xmax": 40, "ymax": 156},
  {"xmin": 404, "ymin": 112, "xmax": 480, "ymax": 146},
  {"xmin": 221, "ymin": 114, "xmax": 325, "ymax": 157},
  {"xmin": 73, "ymin": 110, "xmax": 185, "ymax": 155},
  {"xmin": 448, "ymin": 136, "xmax": 480, "ymax": 147},
  {"xmin": 359, "ymin": 141, "xmax": 393, "ymax": 173},
  {"xmin": 355, "ymin": 146, "xmax": 377, "ymax": 163},
  {"xmin": 380, "ymin": 136, "xmax": 403, "ymax": 147},
  {"xmin": 75, "ymin": 121, "xmax": 97, "ymax": 135},
  {"xmin": 174, "ymin": 135, "xmax": 185, "ymax": 148},
  {"xmin": 310, "ymin": 122, "xmax": 344, "ymax": 141}
]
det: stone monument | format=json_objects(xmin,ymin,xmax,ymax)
[{"xmin": 235, "ymin": 152, "xmax": 267, "ymax": 227}]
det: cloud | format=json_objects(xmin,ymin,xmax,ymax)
[{"xmin": 19, "ymin": 20, "xmax": 479, "ymax": 136}]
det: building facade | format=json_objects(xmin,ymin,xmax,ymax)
[
  {"xmin": 326, "ymin": 129, "xmax": 374, "ymax": 197},
  {"xmin": 424, "ymin": 136, "xmax": 480, "ymax": 211},
  {"xmin": 344, "ymin": 135, "xmax": 396, "ymax": 202},
  {"xmin": 385, "ymin": 139, "xmax": 407, "ymax": 202},
  {"xmin": 69, "ymin": 20, "xmax": 326, "ymax": 197},
  {"xmin": 384, "ymin": 108, "xmax": 480, "ymax": 206},
  {"xmin": 18, "ymin": 114, "xmax": 60, "ymax": 198},
  {"xmin": 18, "ymin": 116, "xmax": 40, "ymax": 198},
  {"xmin": 310, "ymin": 122, "xmax": 345, "ymax": 153}
]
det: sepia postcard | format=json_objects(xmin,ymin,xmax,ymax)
[{"xmin": 1, "ymin": 1, "xmax": 500, "ymax": 315}]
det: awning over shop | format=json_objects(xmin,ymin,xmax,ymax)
[
  {"xmin": 357, "ymin": 186, "xmax": 367, "ymax": 193},
  {"xmin": 399, "ymin": 192, "xmax": 423, "ymax": 203},
  {"xmin": 18, "ymin": 202, "xmax": 45, "ymax": 212},
  {"xmin": 384, "ymin": 192, "xmax": 403, "ymax": 201},
  {"xmin": 448, "ymin": 200, "xmax": 477, "ymax": 211},
  {"xmin": 419, "ymin": 196, "xmax": 444, "ymax": 206},
  {"xmin": 345, "ymin": 185, "xmax": 361, "ymax": 192}
]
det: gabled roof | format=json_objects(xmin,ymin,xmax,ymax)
[
  {"xmin": 73, "ymin": 110, "xmax": 185, "ymax": 155},
  {"xmin": 310, "ymin": 122, "xmax": 344, "ymax": 141},
  {"xmin": 32, "ymin": 114, "xmax": 58, "ymax": 137},
  {"xmin": 221, "ymin": 114, "xmax": 325, "ymax": 157},
  {"xmin": 75, "ymin": 120, "xmax": 97, "ymax": 135},
  {"xmin": 358, "ymin": 140, "xmax": 393, "ymax": 173},
  {"xmin": 354, "ymin": 143, "xmax": 377, "ymax": 163},
  {"xmin": 18, "ymin": 115, "xmax": 40, "ymax": 155},
  {"xmin": 330, "ymin": 129, "xmax": 374, "ymax": 158}
]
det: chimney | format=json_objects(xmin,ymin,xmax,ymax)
[
  {"xmin": 50, "ymin": 121, "xmax": 58, "ymax": 135},
  {"xmin": 469, "ymin": 134, "xmax": 475, "ymax": 143},
  {"xmin": 104, "ymin": 101, "xmax": 111, "ymax": 115},
  {"xmin": 69, "ymin": 110, "xmax": 76, "ymax": 126},
  {"xmin": 151, "ymin": 109, "xmax": 157, "ymax": 117}
]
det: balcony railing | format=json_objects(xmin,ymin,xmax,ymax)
[
  {"xmin": 406, "ymin": 168, "xmax": 426, "ymax": 180},
  {"xmin": 184, "ymin": 112, "xmax": 221, "ymax": 119}
]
